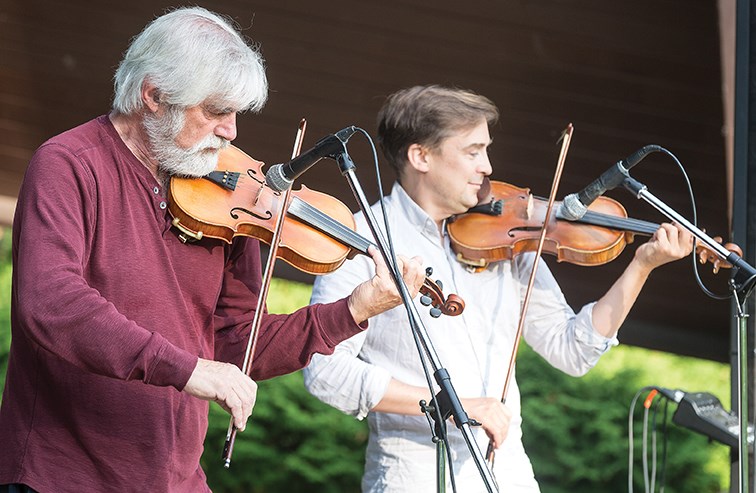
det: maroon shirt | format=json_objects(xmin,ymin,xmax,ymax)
[{"xmin": 0, "ymin": 116, "xmax": 363, "ymax": 492}]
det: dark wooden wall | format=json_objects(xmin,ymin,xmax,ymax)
[{"xmin": 0, "ymin": 0, "xmax": 732, "ymax": 361}]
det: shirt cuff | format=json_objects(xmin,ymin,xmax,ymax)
[
  {"xmin": 315, "ymin": 297, "xmax": 368, "ymax": 348},
  {"xmin": 145, "ymin": 341, "xmax": 199, "ymax": 390},
  {"xmin": 360, "ymin": 365, "xmax": 393, "ymax": 420}
]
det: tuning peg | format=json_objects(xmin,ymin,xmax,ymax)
[
  {"xmin": 429, "ymin": 307, "xmax": 442, "ymax": 318},
  {"xmin": 435, "ymin": 279, "xmax": 443, "ymax": 290},
  {"xmin": 698, "ymin": 249, "xmax": 710, "ymax": 265},
  {"xmin": 420, "ymin": 295, "xmax": 432, "ymax": 306},
  {"xmin": 711, "ymin": 237, "xmax": 722, "ymax": 274},
  {"xmin": 425, "ymin": 266, "xmax": 433, "ymax": 277}
]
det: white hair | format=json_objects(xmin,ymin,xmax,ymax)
[{"xmin": 112, "ymin": 7, "xmax": 268, "ymax": 115}]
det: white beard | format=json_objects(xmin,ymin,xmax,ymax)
[{"xmin": 144, "ymin": 106, "xmax": 229, "ymax": 178}]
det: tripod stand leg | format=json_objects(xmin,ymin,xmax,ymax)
[
  {"xmin": 735, "ymin": 296, "xmax": 750, "ymax": 493},
  {"xmin": 437, "ymin": 439, "xmax": 446, "ymax": 493}
]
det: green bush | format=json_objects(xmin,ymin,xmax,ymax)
[
  {"xmin": 517, "ymin": 346, "xmax": 724, "ymax": 493},
  {"xmin": 202, "ymin": 277, "xmax": 369, "ymax": 492},
  {"xmin": 203, "ymin": 372, "xmax": 368, "ymax": 493},
  {"xmin": 0, "ymin": 229, "xmax": 10, "ymax": 391}
]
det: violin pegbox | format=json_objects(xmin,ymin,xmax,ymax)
[
  {"xmin": 419, "ymin": 267, "xmax": 465, "ymax": 318},
  {"xmin": 696, "ymin": 236, "xmax": 742, "ymax": 274}
]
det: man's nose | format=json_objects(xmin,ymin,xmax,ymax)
[
  {"xmin": 479, "ymin": 153, "xmax": 492, "ymax": 176},
  {"xmin": 215, "ymin": 113, "xmax": 237, "ymax": 142}
]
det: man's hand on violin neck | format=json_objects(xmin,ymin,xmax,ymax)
[
  {"xmin": 636, "ymin": 222, "xmax": 694, "ymax": 271},
  {"xmin": 183, "ymin": 358, "xmax": 258, "ymax": 431},
  {"xmin": 348, "ymin": 247, "xmax": 425, "ymax": 325}
]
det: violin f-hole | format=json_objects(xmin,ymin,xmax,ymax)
[
  {"xmin": 230, "ymin": 207, "xmax": 273, "ymax": 221},
  {"xmin": 509, "ymin": 226, "xmax": 542, "ymax": 237}
]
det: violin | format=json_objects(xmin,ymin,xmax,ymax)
[
  {"xmin": 447, "ymin": 180, "xmax": 741, "ymax": 272},
  {"xmin": 168, "ymin": 145, "xmax": 464, "ymax": 317}
]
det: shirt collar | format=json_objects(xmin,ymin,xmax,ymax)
[{"xmin": 391, "ymin": 182, "xmax": 445, "ymax": 240}]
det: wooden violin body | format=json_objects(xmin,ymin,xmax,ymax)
[
  {"xmin": 169, "ymin": 145, "xmax": 358, "ymax": 275},
  {"xmin": 448, "ymin": 181, "xmax": 637, "ymax": 268},
  {"xmin": 448, "ymin": 180, "xmax": 740, "ymax": 272}
]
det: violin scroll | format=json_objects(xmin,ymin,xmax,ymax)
[{"xmin": 419, "ymin": 267, "xmax": 465, "ymax": 318}]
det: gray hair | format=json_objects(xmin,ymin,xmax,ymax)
[{"xmin": 112, "ymin": 7, "xmax": 268, "ymax": 115}]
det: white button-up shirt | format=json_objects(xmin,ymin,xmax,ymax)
[{"xmin": 304, "ymin": 183, "xmax": 618, "ymax": 492}]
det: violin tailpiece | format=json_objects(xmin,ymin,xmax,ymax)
[
  {"xmin": 203, "ymin": 170, "xmax": 240, "ymax": 191},
  {"xmin": 466, "ymin": 199, "xmax": 503, "ymax": 216}
]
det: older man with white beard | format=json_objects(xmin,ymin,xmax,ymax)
[{"xmin": 0, "ymin": 7, "xmax": 423, "ymax": 493}]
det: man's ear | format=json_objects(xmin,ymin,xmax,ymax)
[
  {"xmin": 406, "ymin": 143, "xmax": 430, "ymax": 173},
  {"xmin": 142, "ymin": 81, "xmax": 161, "ymax": 113}
]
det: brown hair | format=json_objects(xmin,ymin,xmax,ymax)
[{"xmin": 377, "ymin": 85, "xmax": 498, "ymax": 178}]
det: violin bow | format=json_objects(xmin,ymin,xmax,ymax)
[
  {"xmin": 222, "ymin": 119, "xmax": 308, "ymax": 468},
  {"xmin": 485, "ymin": 123, "xmax": 573, "ymax": 467}
]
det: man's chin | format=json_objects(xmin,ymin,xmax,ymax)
[
  {"xmin": 165, "ymin": 155, "xmax": 220, "ymax": 178},
  {"xmin": 162, "ymin": 163, "xmax": 217, "ymax": 179},
  {"xmin": 461, "ymin": 196, "xmax": 481, "ymax": 212},
  {"xmin": 171, "ymin": 170, "xmax": 206, "ymax": 179}
]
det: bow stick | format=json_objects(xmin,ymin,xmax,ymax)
[
  {"xmin": 485, "ymin": 123, "xmax": 573, "ymax": 467},
  {"xmin": 222, "ymin": 119, "xmax": 308, "ymax": 468}
]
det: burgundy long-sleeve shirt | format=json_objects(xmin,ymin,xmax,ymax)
[{"xmin": 0, "ymin": 115, "xmax": 363, "ymax": 492}]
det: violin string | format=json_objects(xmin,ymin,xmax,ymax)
[
  {"xmin": 287, "ymin": 196, "xmax": 443, "ymax": 306},
  {"xmin": 230, "ymin": 174, "xmax": 373, "ymax": 254},
  {"xmin": 233, "ymin": 174, "xmax": 658, "ymax": 239},
  {"xmin": 580, "ymin": 211, "xmax": 658, "ymax": 235},
  {"xmin": 287, "ymin": 197, "xmax": 373, "ymax": 254}
]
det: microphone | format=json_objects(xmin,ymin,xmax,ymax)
[
  {"xmin": 559, "ymin": 145, "xmax": 661, "ymax": 221},
  {"xmin": 265, "ymin": 126, "xmax": 357, "ymax": 192}
]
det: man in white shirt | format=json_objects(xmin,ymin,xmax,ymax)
[{"xmin": 303, "ymin": 85, "xmax": 693, "ymax": 492}]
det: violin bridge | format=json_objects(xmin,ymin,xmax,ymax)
[{"xmin": 526, "ymin": 194, "xmax": 534, "ymax": 220}]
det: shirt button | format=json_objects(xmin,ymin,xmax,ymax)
[
  {"xmin": 153, "ymin": 187, "xmax": 160, "ymax": 194},
  {"xmin": 159, "ymin": 201, "xmax": 167, "ymax": 210}
]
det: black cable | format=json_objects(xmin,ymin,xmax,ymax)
[
  {"xmin": 653, "ymin": 147, "xmax": 730, "ymax": 300},
  {"xmin": 642, "ymin": 395, "xmax": 651, "ymax": 493}
]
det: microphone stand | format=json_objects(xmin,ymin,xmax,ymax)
[
  {"xmin": 335, "ymin": 151, "xmax": 499, "ymax": 493},
  {"xmin": 622, "ymin": 175, "xmax": 756, "ymax": 493}
]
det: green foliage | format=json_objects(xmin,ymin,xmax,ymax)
[
  {"xmin": 0, "ymin": 228, "xmax": 11, "ymax": 396},
  {"xmin": 264, "ymin": 277, "xmax": 314, "ymax": 315},
  {"xmin": 516, "ymin": 346, "xmax": 725, "ymax": 493},
  {"xmin": 0, "ymin": 232, "xmax": 732, "ymax": 491},
  {"xmin": 203, "ymin": 372, "xmax": 367, "ymax": 493},
  {"xmin": 202, "ymin": 276, "xmax": 367, "ymax": 492}
]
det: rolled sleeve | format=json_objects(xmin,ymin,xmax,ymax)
[
  {"xmin": 304, "ymin": 345, "xmax": 392, "ymax": 419},
  {"xmin": 572, "ymin": 302, "xmax": 620, "ymax": 360},
  {"xmin": 519, "ymin": 254, "xmax": 618, "ymax": 377}
]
